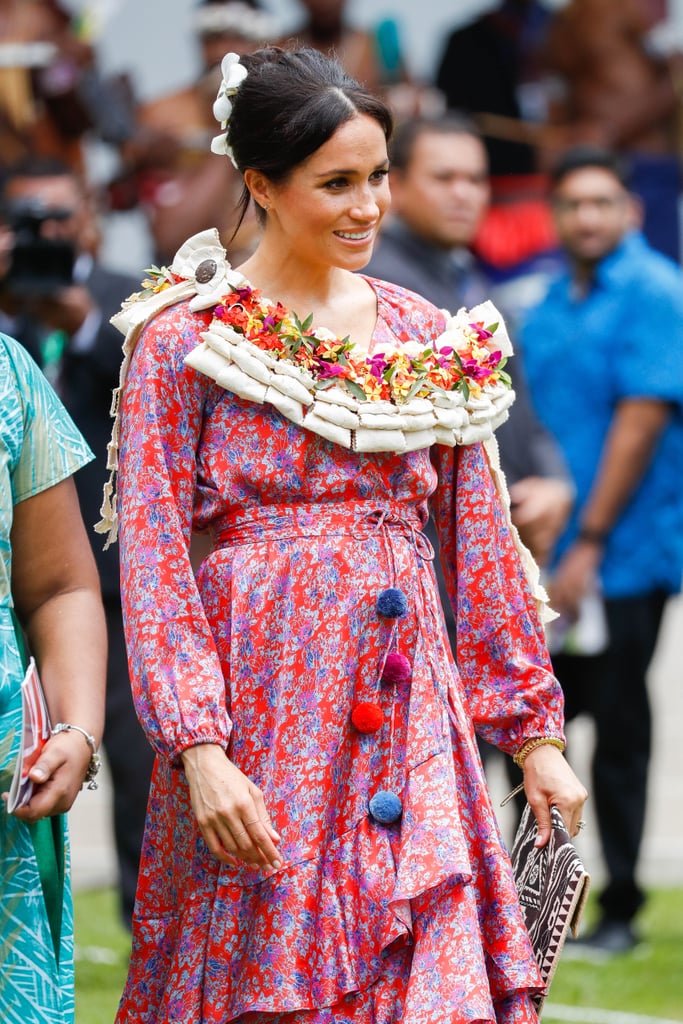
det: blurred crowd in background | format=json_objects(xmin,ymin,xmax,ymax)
[
  {"xmin": 3, "ymin": 0, "xmax": 683, "ymax": 276},
  {"xmin": 2, "ymin": 0, "xmax": 682, "ymax": 958}
]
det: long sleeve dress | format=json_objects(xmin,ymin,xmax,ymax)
[
  {"xmin": 0, "ymin": 334, "xmax": 92, "ymax": 1024},
  {"xmin": 115, "ymin": 278, "xmax": 565, "ymax": 1024}
]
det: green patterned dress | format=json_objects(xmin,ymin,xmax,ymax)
[{"xmin": 0, "ymin": 334, "xmax": 92, "ymax": 1024}]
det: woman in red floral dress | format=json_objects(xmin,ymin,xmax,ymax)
[{"xmin": 108, "ymin": 47, "xmax": 587, "ymax": 1024}]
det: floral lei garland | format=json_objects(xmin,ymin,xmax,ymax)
[
  {"xmin": 139, "ymin": 264, "xmax": 513, "ymax": 409},
  {"xmin": 215, "ymin": 287, "xmax": 511, "ymax": 405}
]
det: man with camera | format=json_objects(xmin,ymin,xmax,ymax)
[{"xmin": 0, "ymin": 156, "xmax": 154, "ymax": 930}]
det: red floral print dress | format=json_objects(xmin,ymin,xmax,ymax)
[{"xmin": 115, "ymin": 278, "xmax": 565, "ymax": 1024}]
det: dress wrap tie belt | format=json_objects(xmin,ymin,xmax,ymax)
[{"xmin": 210, "ymin": 499, "xmax": 435, "ymax": 563}]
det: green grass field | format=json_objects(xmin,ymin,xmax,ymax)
[
  {"xmin": 545, "ymin": 888, "xmax": 683, "ymax": 1022},
  {"xmin": 74, "ymin": 887, "xmax": 683, "ymax": 1024}
]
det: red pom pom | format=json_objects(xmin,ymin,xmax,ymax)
[
  {"xmin": 381, "ymin": 652, "xmax": 412, "ymax": 686},
  {"xmin": 351, "ymin": 701, "xmax": 384, "ymax": 734}
]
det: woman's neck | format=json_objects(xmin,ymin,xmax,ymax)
[
  {"xmin": 238, "ymin": 256, "xmax": 341, "ymax": 309},
  {"xmin": 237, "ymin": 248, "xmax": 377, "ymax": 351}
]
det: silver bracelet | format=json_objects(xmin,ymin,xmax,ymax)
[{"xmin": 51, "ymin": 722, "xmax": 102, "ymax": 790}]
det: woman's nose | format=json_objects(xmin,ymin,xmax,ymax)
[{"xmin": 350, "ymin": 187, "xmax": 379, "ymax": 220}]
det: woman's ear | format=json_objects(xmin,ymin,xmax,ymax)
[{"xmin": 244, "ymin": 169, "xmax": 273, "ymax": 214}]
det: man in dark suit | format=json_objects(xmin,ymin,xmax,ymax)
[
  {"xmin": 0, "ymin": 157, "xmax": 154, "ymax": 928},
  {"xmin": 365, "ymin": 114, "xmax": 573, "ymax": 569}
]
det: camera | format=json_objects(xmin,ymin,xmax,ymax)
[{"xmin": 2, "ymin": 199, "xmax": 75, "ymax": 297}]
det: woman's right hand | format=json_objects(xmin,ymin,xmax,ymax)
[
  {"xmin": 181, "ymin": 744, "xmax": 282, "ymax": 870},
  {"xmin": 522, "ymin": 744, "xmax": 588, "ymax": 846}
]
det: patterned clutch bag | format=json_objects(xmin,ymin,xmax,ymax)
[{"xmin": 511, "ymin": 802, "xmax": 591, "ymax": 1011}]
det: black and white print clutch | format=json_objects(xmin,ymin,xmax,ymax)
[{"xmin": 511, "ymin": 802, "xmax": 591, "ymax": 1012}]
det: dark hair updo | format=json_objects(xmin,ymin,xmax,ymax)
[{"xmin": 226, "ymin": 47, "xmax": 394, "ymax": 231}]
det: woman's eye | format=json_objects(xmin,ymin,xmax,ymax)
[
  {"xmin": 325, "ymin": 177, "xmax": 348, "ymax": 190},
  {"xmin": 370, "ymin": 169, "xmax": 389, "ymax": 183}
]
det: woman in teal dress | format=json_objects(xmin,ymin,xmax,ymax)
[{"xmin": 0, "ymin": 334, "xmax": 106, "ymax": 1023}]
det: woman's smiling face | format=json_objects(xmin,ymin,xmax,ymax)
[{"xmin": 263, "ymin": 113, "xmax": 391, "ymax": 272}]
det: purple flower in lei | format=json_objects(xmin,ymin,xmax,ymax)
[
  {"xmin": 470, "ymin": 322, "xmax": 494, "ymax": 342},
  {"xmin": 368, "ymin": 352, "xmax": 388, "ymax": 380},
  {"xmin": 462, "ymin": 349, "xmax": 502, "ymax": 380},
  {"xmin": 315, "ymin": 359, "xmax": 348, "ymax": 379},
  {"xmin": 436, "ymin": 345, "xmax": 454, "ymax": 369},
  {"xmin": 462, "ymin": 360, "xmax": 491, "ymax": 381}
]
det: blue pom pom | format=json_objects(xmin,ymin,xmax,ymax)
[
  {"xmin": 376, "ymin": 587, "xmax": 408, "ymax": 618},
  {"xmin": 369, "ymin": 790, "xmax": 403, "ymax": 825}
]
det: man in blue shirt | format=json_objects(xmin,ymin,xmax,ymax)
[{"xmin": 522, "ymin": 146, "xmax": 683, "ymax": 954}]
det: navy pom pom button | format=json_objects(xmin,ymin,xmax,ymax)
[{"xmin": 376, "ymin": 588, "xmax": 408, "ymax": 619}]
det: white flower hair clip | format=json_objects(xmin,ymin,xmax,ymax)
[{"xmin": 210, "ymin": 51, "xmax": 248, "ymax": 168}]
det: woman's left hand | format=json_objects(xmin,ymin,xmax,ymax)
[
  {"xmin": 522, "ymin": 744, "xmax": 588, "ymax": 847},
  {"xmin": 4, "ymin": 730, "xmax": 93, "ymax": 823}
]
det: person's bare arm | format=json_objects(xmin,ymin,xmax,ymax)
[
  {"xmin": 509, "ymin": 476, "xmax": 574, "ymax": 566},
  {"xmin": 594, "ymin": 67, "xmax": 678, "ymax": 151},
  {"xmin": 550, "ymin": 397, "xmax": 671, "ymax": 614},
  {"xmin": 543, "ymin": 1, "xmax": 678, "ymax": 157},
  {"xmin": 7, "ymin": 476, "xmax": 106, "ymax": 822}
]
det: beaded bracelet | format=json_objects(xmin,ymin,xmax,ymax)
[
  {"xmin": 51, "ymin": 723, "xmax": 102, "ymax": 790},
  {"xmin": 513, "ymin": 736, "xmax": 565, "ymax": 769}
]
